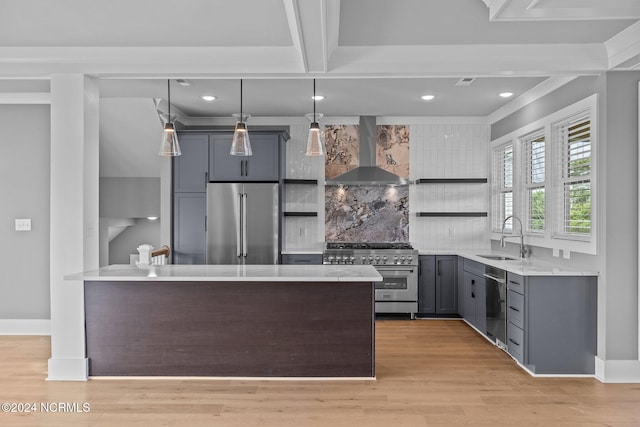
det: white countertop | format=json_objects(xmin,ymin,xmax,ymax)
[
  {"xmin": 419, "ymin": 249, "xmax": 598, "ymax": 276},
  {"xmin": 64, "ymin": 264, "xmax": 382, "ymax": 282}
]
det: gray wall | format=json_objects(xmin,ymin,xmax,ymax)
[
  {"xmin": 0, "ymin": 105, "xmax": 51, "ymax": 319},
  {"xmin": 109, "ymin": 218, "xmax": 161, "ymax": 265},
  {"xmin": 100, "ymin": 177, "xmax": 160, "ymax": 218},
  {"xmin": 490, "ymin": 71, "xmax": 640, "ymax": 360},
  {"xmin": 602, "ymin": 71, "xmax": 640, "ymax": 360}
]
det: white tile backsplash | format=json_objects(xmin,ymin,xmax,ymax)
[{"xmin": 283, "ymin": 120, "xmax": 491, "ymax": 252}]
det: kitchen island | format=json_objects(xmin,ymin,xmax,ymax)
[{"xmin": 65, "ymin": 264, "xmax": 381, "ymax": 379}]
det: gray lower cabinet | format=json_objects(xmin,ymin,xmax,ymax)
[
  {"xmin": 209, "ymin": 132, "xmax": 280, "ymax": 182},
  {"xmin": 174, "ymin": 133, "xmax": 209, "ymax": 192},
  {"xmin": 461, "ymin": 259, "xmax": 486, "ymax": 334},
  {"xmin": 281, "ymin": 254, "xmax": 323, "ymax": 265},
  {"xmin": 506, "ymin": 272, "xmax": 597, "ymax": 374},
  {"xmin": 173, "ymin": 193, "xmax": 206, "ymax": 264},
  {"xmin": 418, "ymin": 255, "xmax": 458, "ymax": 315}
]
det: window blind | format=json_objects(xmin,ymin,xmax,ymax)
[
  {"xmin": 492, "ymin": 143, "xmax": 513, "ymax": 231},
  {"xmin": 521, "ymin": 130, "xmax": 545, "ymax": 233},
  {"xmin": 553, "ymin": 113, "xmax": 591, "ymax": 239}
]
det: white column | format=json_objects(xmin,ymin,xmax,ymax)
[{"xmin": 48, "ymin": 75, "xmax": 99, "ymax": 380}]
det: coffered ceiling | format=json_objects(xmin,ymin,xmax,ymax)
[{"xmin": 0, "ymin": 0, "xmax": 638, "ymax": 118}]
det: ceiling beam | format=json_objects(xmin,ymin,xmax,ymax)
[{"xmin": 282, "ymin": 0, "xmax": 330, "ymax": 74}]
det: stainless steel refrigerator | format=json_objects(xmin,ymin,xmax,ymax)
[{"xmin": 206, "ymin": 183, "xmax": 279, "ymax": 264}]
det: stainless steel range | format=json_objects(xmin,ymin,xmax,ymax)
[{"xmin": 323, "ymin": 242, "xmax": 419, "ymax": 319}]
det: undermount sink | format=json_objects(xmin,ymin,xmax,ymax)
[{"xmin": 476, "ymin": 254, "xmax": 517, "ymax": 261}]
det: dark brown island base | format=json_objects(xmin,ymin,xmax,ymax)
[{"xmin": 68, "ymin": 265, "xmax": 381, "ymax": 379}]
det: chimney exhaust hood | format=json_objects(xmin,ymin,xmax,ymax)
[{"xmin": 325, "ymin": 116, "xmax": 409, "ymax": 186}]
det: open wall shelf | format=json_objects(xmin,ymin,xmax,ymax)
[
  {"xmin": 416, "ymin": 212, "xmax": 487, "ymax": 217},
  {"xmin": 284, "ymin": 212, "xmax": 318, "ymax": 217},
  {"xmin": 416, "ymin": 178, "xmax": 487, "ymax": 184},
  {"xmin": 283, "ymin": 179, "xmax": 318, "ymax": 185}
]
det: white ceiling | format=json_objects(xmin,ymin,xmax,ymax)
[{"xmin": 0, "ymin": 0, "xmax": 638, "ymax": 119}]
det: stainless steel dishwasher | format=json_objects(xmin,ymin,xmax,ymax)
[{"xmin": 484, "ymin": 266, "xmax": 507, "ymax": 351}]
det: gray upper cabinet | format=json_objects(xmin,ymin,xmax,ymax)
[
  {"xmin": 209, "ymin": 132, "xmax": 280, "ymax": 182},
  {"xmin": 418, "ymin": 255, "xmax": 458, "ymax": 315},
  {"xmin": 174, "ymin": 133, "xmax": 209, "ymax": 192}
]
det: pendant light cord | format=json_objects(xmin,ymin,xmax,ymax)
[
  {"xmin": 167, "ymin": 79, "xmax": 171, "ymax": 120},
  {"xmin": 313, "ymin": 79, "xmax": 316, "ymax": 120},
  {"xmin": 240, "ymin": 79, "xmax": 243, "ymax": 123}
]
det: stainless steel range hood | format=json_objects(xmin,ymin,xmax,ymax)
[{"xmin": 325, "ymin": 116, "xmax": 409, "ymax": 186}]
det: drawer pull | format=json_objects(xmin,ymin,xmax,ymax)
[
  {"xmin": 509, "ymin": 280, "xmax": 520, "ymax": 285},
  {"xmin": 508, "ymin": 338, "xmax": 520, "ymax": 346},
  {"xmin": 508, "ymin": 306, "xmax": 520, "ymax": 312}
]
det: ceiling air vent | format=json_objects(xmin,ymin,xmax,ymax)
[
  {"xmin": 455, "ymin": 77, "xmax": 476, "ymax": 87},
  {"xmin": 175, "ymin": 79, "xmax": 191, "ymax": 87}
]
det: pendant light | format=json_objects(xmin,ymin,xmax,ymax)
[
  {"xmin": 159, "ymin": 79, "xmax": 182, "ymax": 157},
  {"xmin": 305, "ymin": 78, "xmax": 324, "ymax": 156},
  {"xmin": 230, "ymin": 79, "xmax": 252, "ymax": 156}
]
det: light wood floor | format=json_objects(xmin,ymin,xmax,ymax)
[{"xmin": 2, "ymin": 320, "xmax": 640, "ymax": 426}]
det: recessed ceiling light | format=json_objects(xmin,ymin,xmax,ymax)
[
  {"xmin": 311, "ymin": 95, "xmax": 325, "ymax": 101},
  {"xmin": 201, "ymin": 95, "xmax": 216, "ymax": 102},
  {"xmin": 421, "ymin": 94, "xmax": 435, "ymax": 101},
  {"xmin": 499, "ymin": 92, "xmax": 514, "ymax": 98}
]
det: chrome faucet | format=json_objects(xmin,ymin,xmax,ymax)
[{"xmin": 500, "ymin": 215, "xmax": 527, "ymax": 258}]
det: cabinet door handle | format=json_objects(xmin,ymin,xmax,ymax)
[
  {"xmin": 471, "ymin": 292, "xmax": 475, "ymax": 299},
  {"xmin": 471, "ymin": 279, "xmax": 475, "ymax": 285},
  {"xmin": 245, "ymin": 160, "xmax": 249, "ymax": 176},
  {"xmin": 508, "ymin": 338, "xmax": 520, "ymax": 346},
  {"xmin": 437, "ymin": 260, "xmax": 441, "ymax": 276},
  {"xmin": 508, "ymin": 306, "xmax": 520, "ymax": 312}
]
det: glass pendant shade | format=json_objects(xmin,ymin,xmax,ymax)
[
  {"xmin": 159, "ymin": 79, "xmax": 182, "ymax": 157},
  {"xmin": 305, "ymin": 79, "xmax": 324, "ymax": 157},
  {"xmin": 305, "ymin": 122, "xmax": 324, "ymax": 156},
  {"xmin": 159, "ymin": 121, "xmax": 182, "ymax": 156},
  {"xmin": 230, "ymin": 121, "xmax": 252, "ymax": 156}
]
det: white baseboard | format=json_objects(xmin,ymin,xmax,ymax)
[
  {"xmin": 0, "ymin": 319, "xmax": 51, "ymax": 335},
  {"xmin": 595, "ymin": 356, "xmax": 640, "ymax": 383},
  {"xmin": 47, "ymin": 357, "xmax": 88, "ymax": 381}
]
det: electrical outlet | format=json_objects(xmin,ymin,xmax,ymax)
[
  {"xmin": 15, "ymin": 218, "xmax": 31, "ymax": 231},
  {"xmin": 563, "ymin": 250, "xmax": 571, "ymax": 259},
  {"xmin": 552, "ymin": 248, "xmax": 560, "ymax": 257}
]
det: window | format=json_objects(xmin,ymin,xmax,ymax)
[
  {"xmin": 521, "ymin": 130, "xmax": 545, "ymax": 234},
  {"xmin": 490, "ymin": 94, "xmax": 597, "ymax": 254},
  {"xmin": 492, "ymin": 143, "xmax": 513, "ymax": 231},
  {"xmin": 553, "ymin": 112, "xmax": 592, "ymax": 240}
]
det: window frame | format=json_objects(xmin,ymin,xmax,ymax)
[{"xmin": 490, "ymin": 94, "xmax": 597, "ymax": 255}]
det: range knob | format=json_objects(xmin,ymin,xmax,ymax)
[
  {"xmin": 361, "ymin": 256, "xmax": 367, "ymax": 264},
  {"xmin": 382, "ymin": 255, "xmax": 388, "ymax": 264},
  {"xmin": 407, "ymin": 256, "xmax": 413, "ymax": 263},
  {"xmin": 349, "ymin": 256, "xmax": 355, "ymax": 264},
  {"xmin": 368, "ymin": 256, "xmax": 374, "ymax": 263},
  {"xmin": 328, "ymin": 256, "xmax": 335, "ymax": 264},
  {"xmin": 393, "ymin": 256, "xmax": 399, "ymax": 264},
  {"xmin": 400, "ymin": 256, "xmax": 406, "ymax": 264}
]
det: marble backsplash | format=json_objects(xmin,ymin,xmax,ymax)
[{"xmin": 325, "ymin": 185, "xmax": 409, "ymax": 242}]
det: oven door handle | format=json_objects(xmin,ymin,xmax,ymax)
[{"xmin": 376, "ymin": 265, "xmax": 415, "ymax": 271}]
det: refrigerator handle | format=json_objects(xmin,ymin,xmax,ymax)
[
  {"xmin": 242, "ymin": 193, "xmax": 248, "ymax": 257},
  {"xmin": 236, "ymin": 193, "xmax": 242, "ymax": 258}
]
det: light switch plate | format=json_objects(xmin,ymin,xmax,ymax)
[
  {"xmin": 552, "ymin": 248, "xmax": 560, "ymax": 257},
  {"xmin": 15, "ymin": 218, "xmax": 31, "ymax": 231}
]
